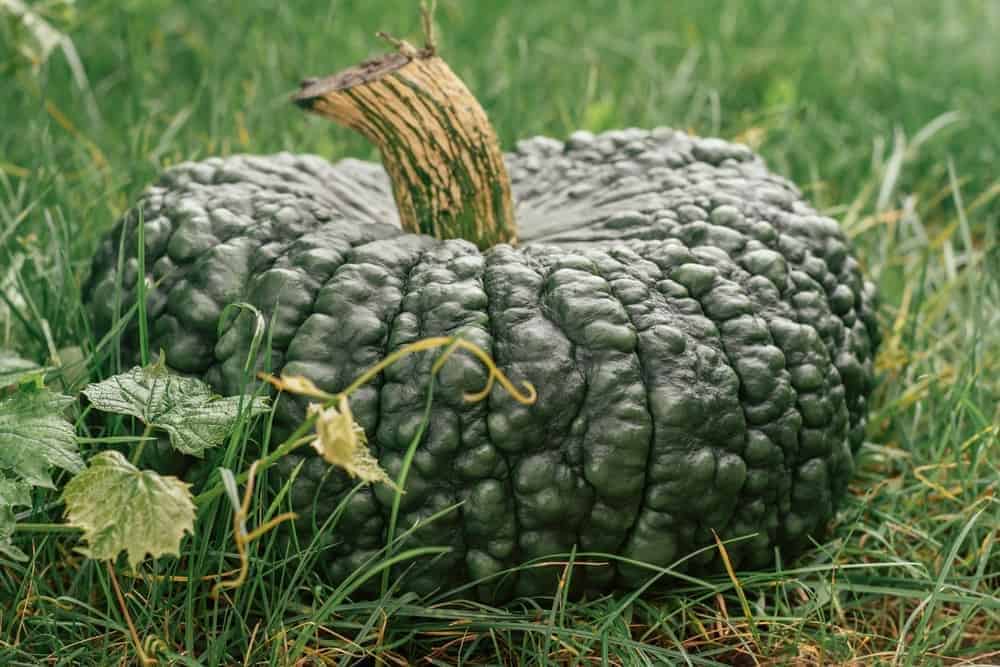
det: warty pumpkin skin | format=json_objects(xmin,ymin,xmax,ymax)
[{"xmin": 85, "ymin": 127, "xmax": 880, "ymax": 598}]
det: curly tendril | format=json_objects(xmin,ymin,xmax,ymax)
[{"xmin": 262, "ymin": 334, "xmax": 537, "ymax": 407}]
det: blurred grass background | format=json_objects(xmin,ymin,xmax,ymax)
[
  {"xmin": 1, "ymin": 0, "xmax": 997, "ymax": 664},
  {"xmin": 3, "ymin": 0, "xmax": 998, "ymax": 243}
]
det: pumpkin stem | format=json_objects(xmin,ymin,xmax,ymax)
[{"xmin": 293, "ymin": 6, "xmax": 516, "ymax": 250}]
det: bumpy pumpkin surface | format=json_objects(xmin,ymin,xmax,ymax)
[{"xmin": 85, "ymin": 128, "xmax": 880, "ymax": 598}]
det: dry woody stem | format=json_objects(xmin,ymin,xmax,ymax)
[{"xmin": 293, "ymin": 36, "xmax": 516, "ymax": 249}]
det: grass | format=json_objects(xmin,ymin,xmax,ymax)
[{"xmin": 1, "ymin": 0, "xmax": 998, "ymax": 664}]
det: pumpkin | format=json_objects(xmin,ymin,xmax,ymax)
[{"xmin": 84, "ymin": 30, "xmax": 879, "ymax": 599}]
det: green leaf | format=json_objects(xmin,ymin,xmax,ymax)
[
  {"xmin": 81, "ymin": 360, "xmax": 271, "ymax": 457},
  {"xmin": 0, "ymin": 386, "xmax": 84, "ymax": 488},
  {"xmin": 0, "ymin": 475, "xmax": 32, "ymax": 509},
  {"xmin": 0, "ymin": 475, "xmax": 31, "ymax": 562},
  {"xmin": 0, "ymin": 350, "xmax": 46, "ymax": 387},
  {"xmin": 61, "ymin": 450, "xmax": 195, "ymax": 568}
]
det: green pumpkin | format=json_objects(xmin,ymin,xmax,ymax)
[{"xmin": 85, "ymin": 127, "xmax": 879, "ymax": 599}]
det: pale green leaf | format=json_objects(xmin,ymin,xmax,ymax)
[
  {"xmin": 308, "ymin": 397, "xmax": 399, "ymax": 492},
  {"xmin": 0, "ymin": 475, "xmax": 32, "ymax": 508},
  {"xmin": 81, "ymin": 361, "xmax": 270, "ymax": 457},
  {"xmin": 0, "ymin": 386, "xmax": 84, "ymax": 488},
  {"xmin": 0, "ymin": 475, "xmax": 31, "ymax": 562},
  {"xmin": 0, "ymin": 350, "xmax": 46, "ymax": 387},
  {"xmin": 62, "ymin": 450, "xmax": 195, "ymax": 568}
]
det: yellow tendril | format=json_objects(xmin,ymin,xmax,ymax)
[
  {"xmin": 260, "ymin": 334, "xmax": 537, "ymax": 407},
  {"xmin": 211, "ymin": 461, "xmax": 298, "ymax": 599}
]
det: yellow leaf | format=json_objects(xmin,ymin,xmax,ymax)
[{"xmin": 308, "ymin": 396, "xmax": 400, "ymax": 492}]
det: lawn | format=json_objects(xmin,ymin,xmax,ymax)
[{"xmin": 1, "ymin": 0, "xmax": 998, "ymax": 664}]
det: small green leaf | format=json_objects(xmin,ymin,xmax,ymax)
[
  {"xmin": 0, "ymin": 350, "xmax": 46, "ymax": 387},
  {"xmin": 0, "ymin": 385, "xmax": 84, "ymax": 488},
  {"xmin": 82, "ymin": 361, "xmax": 271, "ymax": 457},
  {"xmin": 62, "ymin": 450, "xmax": 195, "ymax": 568},
  {"xmin": 0, "ymin": 475, "xmax": 31, "ymax": 562}
]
